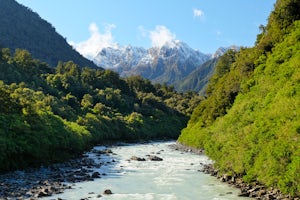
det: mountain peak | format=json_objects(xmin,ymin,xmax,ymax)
[
  {"xmin": 93, "ymin": 44, "xmax": 147, "ymax": 68},
  {"xmin": 212, "ymin": 45, "xmax": 240, "ymax": 58},
  {"xmin": 159, "ymin": 40, "xmax": 182, "ymax": 48},
  {"xmin": 93, "ymin": 40, "xmax": 211, "ymax": 86}
]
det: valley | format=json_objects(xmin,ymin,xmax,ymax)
[{"xmin": 0, "ymin": 0, "xmax": 299, "ymax": 199}]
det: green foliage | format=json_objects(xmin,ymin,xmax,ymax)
[
  {"xmin": 257, "ymin": 0, "xmax": 300, "ymax": 52},
  {"xmin": 0, "ymin": 47, "xmax": 197, "ymax": 172},
  {"xmin": 175, "ymin": 58, "xmax": 218, "ymax": 95},
  {"xmin": 126, "ymin": 75, "xmax": 155, "ymax": 93},
  {"xmin": 0, "ymin": 83, "xmax": 91, "ymax": 171},
  {"xmin": 178, "ymin": 5, "xmax": 300, "ymax": 196}
]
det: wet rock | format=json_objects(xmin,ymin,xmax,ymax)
[
  {"xmin": 91, "ymin": 172, "xmax": 101, "ymax": 178},
  {"xmin": 0, "ymin": 146, "xmax": 112, "ymax": 200},
  {"xmin": 37, "ymin": 192, "xmax": 48, "ymax": 198},
  {"xmin": 147, "ymin": 155, "xmax": 163, "ymax": 161},
  {"xmin": 196, "ymin": 163, "xmax": 298, "ymax": 200},
  {"xmin": 103, "ymin": 189, "xmax": 113, "ymax": 195},
  {"xmin": 169, "ymin": 143, "xmax": 204, "ymax": 154},
  {"xmin": 220, "ymin": 174, "xmax": 231, "ymax": 182},
  {"xmin": 92, "ymin": 149, "xmax": 113, "ymax": 155},
  {"xmin": 238, "ymin": 191, "xmax": 250, "ymax": 197},
  {"xmin": 256, "ymin": 189, "xmax": 267, "ymax": 197},
  {"xmin": 105, "ymin": 149, "xmax": 113, "ymax": 154},
  {"xmin": 130, "ymin": 156, "xmax": 146, "ymax": 161}
]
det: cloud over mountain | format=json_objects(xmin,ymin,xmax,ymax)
[
  {"xmin": 72, "ymin": 24, "xmax": 178, "ymax": 58},
  {"xmin": 149, "ymin": 25, "xmax": 176, "ymax": 47},
  {"xmin": 69, "ymin": 23, "xmax": 117, "ymax": 59}
]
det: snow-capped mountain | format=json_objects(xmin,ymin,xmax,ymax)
[
  {"xmin": 93, "ymin": 40, "xmax": 211, "ymax": 85},
  {"xmin": 212, "ymin": 45, "xmax": 240, "ymax": 58},
  {"xmin": 93, "ymin": 45, "xmax": 148, "ymax": 70}
]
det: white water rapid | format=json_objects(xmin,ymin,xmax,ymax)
[{"xmin": 42, "ymin": 141, "xmax": 248, "ymax": 200}]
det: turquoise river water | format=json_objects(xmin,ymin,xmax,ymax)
[{"xmin": 42, "ymin": 141, "xmax": 248, "ymax": 200}]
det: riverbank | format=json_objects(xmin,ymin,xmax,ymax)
[
  {"xmin": 0, "ymin": 147, "xmax": 114, "ymax": 199},
  {"xmin": 0, "ymin": 140, "xmax": 169, "ymax": 199},
  {"xmin": 1, "ymin": 141, "xmax": 246, "ymax": 200},
  {"xmin": 173, "ymin": 142, "xmax": 299, "ymax": 200},
  {"xmin": 3, "ymin": 141, "xmax": 289, "ymax": 200}
]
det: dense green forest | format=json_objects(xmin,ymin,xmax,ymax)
[
  {"xmin": 0, "ymin": 0, "xmax": 97, "ymax": 67},
  {"xmin": 178, "ymin": 0, "xmax": 300, "ymax": 196},
  {"xmin": 0, "ymin": 48, "xmax": 202, "ymax": 172},
  {"xmin": 175, "ymin": 58, "xmax": 218, "ymax": 95}
]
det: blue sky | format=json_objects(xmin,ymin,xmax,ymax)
[{"xmin": 16, "ymin": 0, "xmax": 276, "ymax": 58}]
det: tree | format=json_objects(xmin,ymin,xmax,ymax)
[
  {"xmin": 0, "ymin": 48, "xmax": 11, "ymax": 63},
  {"xmin": 13, "ymin": 49, "xmax": 37, "ymax": 73},
  {"xmin": 126, "ymin": 75, "xmax": 155, "ymax": 93},
  {"xmin": 81, "ymin": 94, "xmax": 94, "ymax": 109}
]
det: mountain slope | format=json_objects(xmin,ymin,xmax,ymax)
[
  {"xmin": 174, "ymin": 58, "xmax": 218, "ymax": 94},
  {"xmin": 93, "ymin": 40, "xmax": 211, "ymax": 87},
  {"xmin": 178, "ymin": 0, "xmax": 300, "ymax": 196},
  {"xmin": 0, "ymin": 0, "xmax": 97, "ymax": 68}
]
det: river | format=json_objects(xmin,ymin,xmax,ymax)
[{"xmin": 42, "ymin": 141, "xmax": 247, "ymax": 200}]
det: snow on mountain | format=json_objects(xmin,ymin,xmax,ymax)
[
  {"xmin": 93, "ymin": 45, "xmax": 148, "ymax": 69},
  {"xmin": 152, "ymin": 40, "xmax": 209, "ymax": 64},
  {"xmin": 93, "ymin": 40, "xmax": 211, "ymax": 85}
]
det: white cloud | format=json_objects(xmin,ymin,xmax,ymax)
[
  {"xmin": 193, "ymin": 8, "xmax": 204, "ymax": 18},
  {"xmin": 69, "ymin": 23, "xmax": 117, "ymax": 59},
  {"xmin": 149, "ymin": 25, "xmax": 176, "ymax": 47}
]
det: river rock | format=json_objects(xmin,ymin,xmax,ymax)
[
  {"xmin": 92, "ymin": 172, "xmax": 101, "ymax": 178},
  {"xmin": 130, "ymin": 156, "xmax": 146, "ymax": 161},
  {"xmin": 103, "ymin": 189, "xmax": 113, "ymax": 195},
  {"xmin": 92, "ymin": 149, "xmax": 113, "ymax": 155},
  {"xmin": 220, "ymin": 174, "xmax": 231, "ymax": 182},
  {"xmin": 169, "ymin": 142, "xmax": 204, "ymax": 154},
  {"xmin": 0, "ymin": 148, "xmax": 109, "ymax": 200},
  {"xmin": 238, "ymin": 191, "xmax": 250, "ymax": 197},
  {"xmin": 198, "ymin": 163, "xmax": 298, "ymax": 199},
  {"xmin": 37, "ymin": 190, "xmax": 49, "ymax": 198},
  {"xmin": 148, "ymin": 155, "xmax": 163, "ymax": 161}
]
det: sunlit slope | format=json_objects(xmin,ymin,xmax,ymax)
[{"xmin": 178, "ymin": 0, "xmax": 300, "ymax": 195}]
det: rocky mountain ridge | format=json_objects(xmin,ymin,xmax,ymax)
[{"xmin": 93, "ymin": 42, "xmax": 238, "ymax": 92}]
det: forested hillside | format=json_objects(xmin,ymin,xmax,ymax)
[
  {"xmin": 178, "ymin": 0, "xmax": 300, "ymax": 196},
  {"xmin": 174, "ymin": 58, "xmax": 218, "ymax": 95},
  {"xmin": 0, "ymin": 0, "xmax": 97, "ymax": 68},
  {"xmin": 0, "ymin": 48, "xmax": 201, "ymax": 172}
]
